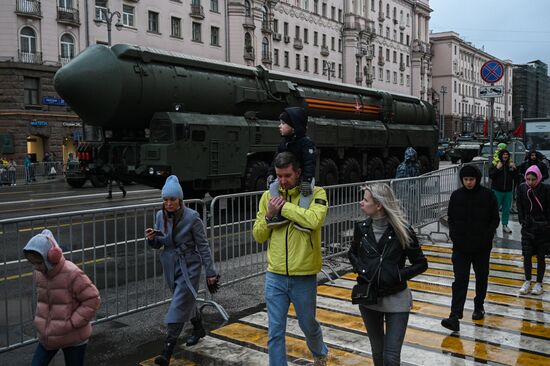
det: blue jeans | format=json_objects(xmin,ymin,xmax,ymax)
[
  {"xmin": 269, "ymin": 178, "xmax": 315, "ymax": 209},
  {"xmin": 265, "ymin": 272, "xmax": 328, "ymax": 366},
  {"xmin": 31, "ymin": 342, "xmax": 87, "ymax": 366},
  {"xmin": 359, "ymin": 307, "xmax": 409, "ymax": 366}
]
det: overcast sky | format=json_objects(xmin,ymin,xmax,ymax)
[{"xmin": 429, "ymin": 0, "xmax": 550, "ymax": 68}]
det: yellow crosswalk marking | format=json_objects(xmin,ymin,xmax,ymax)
[
  {"xmin": 425, "ymin": 244, "xmax": 550, "ymax": 263},
  {"xmin": 426, "ymin": 255, "xmax": 539, "ymax": 275}
]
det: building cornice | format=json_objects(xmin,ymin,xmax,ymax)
[
  {"xmin": 274, "ymin": 3, "xmax": 342, "ymax": 32},
  {"xmin": 430, "ymin": 32, "xmax": 511, "ymax": 66}
]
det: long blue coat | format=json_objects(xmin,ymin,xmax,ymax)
[{"xmin": 148, "ymin": 207, "xmax": 217, "ymax": 324}]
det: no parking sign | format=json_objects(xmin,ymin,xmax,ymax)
[{"xmin": 480, "ymin": 60, "xmax": 504, "ymax": 83}]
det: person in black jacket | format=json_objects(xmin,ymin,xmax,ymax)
[
  {"xmin": 519, "ymin": 150, "xmax": 549, "ymax": 183},
  {"xmin": 348, "ymin": 183, "xmax": 427, "ymax": 366},
  {"xmin": 441, "ymin": 164, "xmax": 499, "ymax": 332},
  {"xmin": 267, "ymin": 107, "xmax": 317, "ymax": 232},
  {"xmin": 516, "ymin": 165, "xmax": 550, "ymax": 296},
  {"xmin": 489, "ymin": 149, "xmax": 517, "ymax": 233}
]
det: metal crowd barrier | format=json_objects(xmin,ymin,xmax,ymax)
[{"xmin": 0, "ymin": 162, "xmax": 65, "ymax": 186}]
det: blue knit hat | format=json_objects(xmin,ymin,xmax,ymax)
[{"xmin": 161, "ymin": 175, "xmax": 183, "ymax": 199}]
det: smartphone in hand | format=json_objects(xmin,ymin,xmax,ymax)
[{"xmin": 153, "ymin": 230, "xmax": 165, "ymax": 237}]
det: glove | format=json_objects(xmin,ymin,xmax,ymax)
[
  {"xmin": 207, "ymin": 274, "xmax": 221, "ymax": 294},
  {"xmin": 266, "ymin": 175, "xmax": 275, "ymax": 189},
  {"xmin": 300, "ymin": 180, "xmax": 312, "ymax": 197}
]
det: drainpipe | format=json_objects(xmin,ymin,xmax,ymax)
[
  {"xmin": 225, "ymin": 0, "xmax": 230, "ymax": 62},
  {"xmin": 85, "ymin": 0, "xmax": 90, "ymax": 47}
]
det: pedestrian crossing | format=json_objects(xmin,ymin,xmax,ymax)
[{"xmin": 142, "ymin": 242, "xmax": 550, "ymax": 365}]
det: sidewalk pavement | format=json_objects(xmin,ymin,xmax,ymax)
[{"xmin": 139, "ymin": 213, "xmax": 549, "ymax": 365}]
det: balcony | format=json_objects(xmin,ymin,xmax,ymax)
[
  {"xmin": 320, "ymin": 46, "xmax": 329, "ymax": 56},
  {"xmin": 272, "ymin": 33, "xmax": 282, "ymax": 41},
  {"xmin": 244, "ymin": 46, "xmax": 255, "ymax": 61},
  {"xmin": 262, "ymin": 54, "xmax": 272, "ymax": 64},
  {"xmin": 344, "ymin": 21, "xmax": 360, "ymax": 30},
  {"xmin": 18, "ymin": 50, "xmax": 42, "ymax": 64},
  {"xmin": 399, "ymin": 23, "xmax": 405, "ymax": 30},
  {"xmin": 399, "ymin": 62, "xmax": 405, "ymax": 71},
  {"xmin": 377, "ymin": 12, "xmax": 384, "ymax": 22},
  {"xmin": 57, "ymin": 6, "xmax": 80, "ymax": 26},
  {"xmin": 189, "ymin": 4, "xmax": 204, "ymax": 19},
  {"xmin": 243, "ymin": 16, "xmax": 255, "ymax": 30},
  {"xmin": 377, "ymin": 58, "xmax": 385, "ymax": 66},
  {"xmin": 363, "ymin": 21, "xmax": 376, "ymax": 36},
  {"xmin": 261, "ymin": 21, "xmax": 272, "ymax": 33},
  {"xmin": 59, "ymin": 55, "xmax": 73, "ymax": 66},
  {"xmin": 365, "ymin": 73, "xmax": 374, "ymax": 84},
  {"xmin": 283, "ymin": 35, "xmax": 290, "ymax": 43},
  {"xmin": 393, "ymin": 18, "xmax": 398, "ymax": 25},
  {"xmin": 355, "ymin": 76, "xmax": 363, "ymax": 83},
  {"xmin": 293, "ymin": 38, "xmax": 303, "ymax": 50},
  {"xmin": 15, "ymin": 0, "xmax": 42, "ymax": 18}
]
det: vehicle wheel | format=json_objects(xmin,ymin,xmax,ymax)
[
  {"xmin": 451, "ymin": 157, "xmax": 459, "ymax": 164},
  {"xmin": 67, "ymin": 178, "xmax": 86, "ymax": 188},
  {"xmin": 418, "ymin": 155, "xmax": 431, "ymax": 174},
  {"xmin": 339, "ymin": 158, "xmax": 361, "ymax": 183},
  {"xmin": 384, "ymin": 156, "xmax": 401, "ymax": 179},
  {"xmin": 90, "ymin": 174, "xmax": 108, "ymax": 188},
  {"xmin": 366, "ymin": 157, "xmax": 385, "ymax": 181},
  {"xmin": 244, "ymin": 160, "xmax": 270, "ymax": 192},
  {"xmin": 319, "ymin": 158, "xmax": 339, "ymax": 186}
]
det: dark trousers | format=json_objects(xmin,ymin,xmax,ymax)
[
  {"xmin": 524, "ymin": 244, "xmax": 546, "ymax": 283},
  {"xmin": 31, "ymin": 343, "xmax": 87, "ymax": 366},
  {"xmin": 451, "ymin": 249, "xmax": 491, "ymax": 318},
  {"xmin": 359, "ymin": 307, "xmax": 409, "ymax": 366},
  {"xmin": 108, "ymin": 178, "xmax": 125, "ymax": 193}
]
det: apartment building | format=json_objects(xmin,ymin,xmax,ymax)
[
  {"xmin": 0, "ymin": 0, "xmax": 432, "ymax": 161},
  {"xmin": 512, "ymin": 60, "xmax": 550, "ymax": 126},
  {"xmin": 431, "ymin": 31, "xmax": 513, "ymax": 139}
]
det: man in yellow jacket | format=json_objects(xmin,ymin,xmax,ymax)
[{"xmin": 253, "ymin": 152, "xmax": 329, "ymax": 366}]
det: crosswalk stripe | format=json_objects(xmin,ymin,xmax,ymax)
[
  {"xmin": 424, "ymin": 267, "xmax": 526, "ymax": 287},
  {"xmin": 426, "ymin": 255, "xmax": 537, "ymax": 276},
  {"xmin": 424, "ymin": 244, "xmax": 550, "ymax": 264},
  {"xmin": 317, "ymin": 283, "xmax": 550, "ymax": 337},
  {"xmin": 212, "ymin": 322, "xmax": 374, "ymax": 365}
]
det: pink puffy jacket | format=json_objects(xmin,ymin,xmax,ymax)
[{"xmin": 34, "ymin": 256, "xmax": 101, "ymax": 350}]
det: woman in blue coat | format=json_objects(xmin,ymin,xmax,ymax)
[{"xmin": 146, "ymin": 175, "xmax": 219, "ymax": 366}]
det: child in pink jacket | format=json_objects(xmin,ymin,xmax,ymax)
[{"xmin": 24, "ymin": 229, "xmax": 101, "ymax": 366}]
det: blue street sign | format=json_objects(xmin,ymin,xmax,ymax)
[
  {"xmin": 480, "ymin": 60, "xmax": 504, "ymax": 83},
  {"xmin": 42, "ymin": 96, "xmax": 66, "ymax": 106},
  {"xmin": 31, "ymin": 121, "xmax": 48, "ymax": 126}
]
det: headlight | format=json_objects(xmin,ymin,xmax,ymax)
[{"xmin": 148, "ymin": 167, "xmax": 155, "ymax": 175}]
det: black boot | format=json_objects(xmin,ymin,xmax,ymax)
[
  {"xmin": 154, "ymin": 337, "xmax": 177, "ymax": 366},
  {"xmin": 185, "ymin": 315, "xmax": 206, "ymax": 346},
  {"xmin": 106, "ymin": 192, "xmax": 112, "ymax": 199},
  {"xmin": 122, "ymin": 187, "xmax": 127, "ymax": 198}
]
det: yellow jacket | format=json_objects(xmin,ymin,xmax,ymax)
[{"xmin": 253, "ymin": 185, "xmax": 328, "ymax": 276}]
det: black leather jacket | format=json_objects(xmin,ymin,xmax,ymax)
[{"xmin": 348, "ymin": 219, "xmax": 428, "ymax": 296}]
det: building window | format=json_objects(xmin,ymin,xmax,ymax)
[
  {"xmin": 386, "ymin": 70, "xmax": 390, "ymax": 82},
  {"xmin": 454, "ymin": 80, "xmax": 457, "ymax": 92},
  {"xmin": 304, "ymin": 55, "xmax": 309, "ymax": 72},
  {"xmin": 406, "ymin": 75, "xmax": 410, "ymax": 86},
  {"xmin": 400, "ymin": 32, "xmax": 403, "ymax": 43},
  {"xmin": 385, "ymin": 48, "xmax": 389, "ymax": 61},
  {"xmin": 274, "ymin": 48, "xmax": 279, "ymax": 65},
  {"xmin": 322, "ymin": 2, "xmax": 327, "ymax": 17},
  {"xmin": 284, "ymin": 22, "xmax": 289, "ymax": 37},
  {"xmin": 371, "ymin": 0, "xmax": 375, "ymax": 11},
  {"xmin": 244, "ymin": 0, "xmax": 251, "ymax": 17},
  {"xmin": 338, "ymin": 64, "xmax": 342, "ymax": 78},
  {"xmin": 296, "ymin": 54, "xmax": 300, "ymax": 70},
  {"xmin": 20, "ymin": 27, "xmax": 37, "ymax": 54},
  {"xmin": 406, "ymin": 55, "xmax": 409, "ymax": 66},
  {"xmin": 400, "ymin": 73, "xmax": 404, "ymax": 85},
  {"xmin": 95, "ymin": 0, "xmax": 107, "ymax": 21},
  {"xmin": 331, "ymin": 6, "xmax": 335, "ymax": 20},
  {"xmin": 244, "ymin": 32, "xmax": 252, "ymax": 48},
  {"xmin": 386, "ymin": 27, "xmax": 390, "ymax": 38},
  {"xmin": 386, "ymin": 4, "xmax": 389, "ymax": 16},
  {"xmin": 314, "ymin": 58, "xmax": 319, "ymax": 73},
  {"xmin": 122, "ymin": 5, "xmax": 134, "ymax": 27},
  {"xmin": 273, "ymin": 19, "xmax": 279, "ymax": 33},
  {"xmin": 338, "ymin": 38, "xmax": 342, "ymax": 52},
  {"xmin": 322, "ymin": 34, "xmax": 326, "ymax": 47},
  {"xmin": 393, "ymin": 71, "xmax": 397, "ymax": 84},
  {"xmin": 393, "ymin": 51, "xmax": 396, "ymax": 63},
  {"xmin": 331, "ymin": 37, "xmax": 335, "ymax": 50},
  {"xmin": 148, "ymin": 11, "xmax": 159, "ymax": 33},
  {"xmin": 24, "ymin": 77, "xmax": 39, "ymax": 105},
  {"xmin": 59, "ymin": 0, "xmax": 73, "ymax": 9},
  {"xmin": 192, "ymin": 22, "xmax": 201, "ymax": 42},
  {"xmin": 314, "ymin": 0, "xmax": 318, "ymax": 14},
  {"xmin": 338, "ymin": 9, "xmax": 342, "ymax": 22},
  {"xmin": 304, "ymin": 28, "xmax": 308, "ymax": 43},
  {"xmin": 295, "ymin": 26, "xmax": 300, "ymax": 39},
  {"xmin": 171, "ymin": 17, "xmax": 182, "ymax": 38},
  {"xmin": 406, "ymin": 35, "xmax": 409, "ymax": 45},
  {"xmin": 262, "ymin": 37, "xmax": 269, "ymax": 59},
  {"xmin": 211, "ymin": 26, "xmax": 220, "ymax": 46},
  {"xmin": 313, "ymin": 31, "xmax": 318, "ymax": 46},
  {"xmin": 60, "ymin": 33, "xmax": 75, "ymax": 60},
  {"xmin": 210, "ymin": 0, "xmax": 219, "ymax": 12},
  {"xmin": 284, "ymin": 51, "xmax": 289, "ymax": 67},
  {"xmin": 378, "ymin": 67, "xmax": 383, "ymax": 81},
  {"xmin": 406, "ymin": 13, "xmax": 410, "ymax": 26}
]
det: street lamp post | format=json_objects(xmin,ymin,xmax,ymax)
[
  {"xmin": 440, "ymin": 86, "xmax": 447, "ymax": 139},
  {"xmin": 94, "ymin": 8, "xmax": 123, "ymax": 46},
  {"xmin": 461, "ymin": 95, "xmax": 467, "ymax": 135}
]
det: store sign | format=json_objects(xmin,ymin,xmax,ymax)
[
  {"xmin": 62, "ymin": 122, "xmax": 82, "ymax": 127},
  {"xmin": 42, "ymin": 96, "xmax": 66, "ymax": 106},
  {"xmin": 30, "ymin": 121, "xmax": 48, "ymax": 127}
]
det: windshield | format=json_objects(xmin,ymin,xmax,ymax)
[
  {"xmin": 149, "ymin": 119, "xmax": 173, "ymax": 143},
  {"xmin": 525, "ymin": 132, "xmax": 550, "ymax": 152}
]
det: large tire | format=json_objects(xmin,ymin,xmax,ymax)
[
  {"xmin": 339, "ymin": 158, "xmax": 361, "ymax": 183},
  {"xmin": 244, "ymin": 160, "xmax": 270, "ymax": 192},
  {"xmin": 366, "ymin": 157, "xmax": 385, "ymax": 181},
  {"xmin": 418, "ymin": 155, "xmax": 431, "ymax": 174},
  {"xmin": 384, "ymin": 156, "xmax": 401, "ymax": 179},
  {"xmin": 90, "ymin": 174, "xmax": 108, "ymax": 188},
  {"xmin": 451, "ymin": 157, "xmax": 459, "ymax": 164},
  {"xmin": 319, "ymin": 158, "xmax": 339, "ymax": 186},
  {"xmin": 67, "ymin": 178, "xmax": 86, "ymax": 188}
]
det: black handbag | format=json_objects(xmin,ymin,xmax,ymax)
[{"xmin": 351, "ymin": 280, "xmax": 378, "ymax": 305}]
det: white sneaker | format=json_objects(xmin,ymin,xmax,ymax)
[
  {"xmin": 503, "ymin": 225, "xmax": 512, "ymax": 233},
  {"xmin": 519, "ymin": 280, "xmax": 531, "ymax": 295},
  {"xmin": 531, "ymin": 282, "xmax": 544, "ymax": 295}
]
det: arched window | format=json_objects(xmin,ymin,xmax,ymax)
[
  {"xmin": 244, "ymin": 0, "xmax": 251, "ymax": 17},
  {"xmin": 378, "ymin": 0, "xmax": 382, "ymax": 13},
  {"xmin": 262, "ymin": 37, "xmax": 269, "ymax": 60},
  {"xmin": 262, "ymin": 5, "xmax": 268, "ymax": 22},
  {"xmin": 386, "ymin": 4, "xmax": 389, "ymax": 15},
  {"xmin": 60, "ymin": 33, "xmax": 75, "ymax": 61},
  {"xmin": 244, "ymin": 32, "xmax": 252, "ymax": 49},
  {"xmin": 400, "ymin": 10, "xmax": 403, "ymax": 23},
  {"xmin": 393, "ymin": 7, "xmax": 396, "ymax": 19},
  {"xmin": 406, "ymin": 13, "xmax": 410, "ymax": 26},
  {"xmin": 20, "ymin": 27, "xmax": 37, "ymax": 54}
]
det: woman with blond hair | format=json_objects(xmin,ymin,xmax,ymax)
[{"xmin": 348, "ymin": 183, "xmax": 427, "ymax": 366}]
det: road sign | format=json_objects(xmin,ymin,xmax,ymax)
[
  {"xmin": 479, "ymin": 85, "xmax": 504, "ymax": 98},
  {"xmin": 480, "ymin": 60, "xmax": 504, "ymax": 83}
]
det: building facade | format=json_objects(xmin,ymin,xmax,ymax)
[
  {"xmin": 0, "ymin": 0, "xmax": 431, "ymax": 162},
  {"xmin": 512, "ymin": 60, "xmax": 550, "ymax": 127},
  {"xmin": 430, "ymin": 31, "xmax": 513, "ymax": 140}
]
